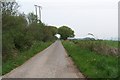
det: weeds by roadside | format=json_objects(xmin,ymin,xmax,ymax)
[
  {"xmin": 63, "ymin": 40, "xmax": 118, "ymax": 78},
  {"xmin": 72, "ymin": 40, "xmax": 118, "ymax": 56}
]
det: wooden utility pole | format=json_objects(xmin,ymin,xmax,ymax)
[
  {"xmin": 34, "ymin": 5, "xmax": 38, "ymax": 22},
  {"xmin": 38, "ymin": 6, "xmax": 42, "ymax": 21},
  {"xmin": 34, "ymin": 5, "xmax": 42, "ymax": 23}
]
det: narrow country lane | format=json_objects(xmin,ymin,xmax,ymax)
[{"xmin": 3, "ymin": 40, "xmax": 84, "ymax": 78}]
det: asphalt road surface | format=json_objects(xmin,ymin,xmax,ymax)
[{"xmin": 3, "ymin": 40, "xmax": 84, "ymax": 78}]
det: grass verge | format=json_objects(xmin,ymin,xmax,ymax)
[
  {"xmin": 63, "ymin": 41, "xmax": 118, "ymax": 78},
  {"xmin": 2, "ymin": 41, "xmax": 52, "ymax": 75}
]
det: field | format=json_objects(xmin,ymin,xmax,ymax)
[
  {"xmin": 103, "ymin": 40, "xmax": 118, "ymax": 48},
  {"xmin": 63, "ymin": 40, "xmax": 118, "ymax": 78},
  {"xmin": 2, "ymin": 41, "xmax": 52, "ymax": 75}
]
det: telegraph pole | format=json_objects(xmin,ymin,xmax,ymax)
[
  {"xmin": 34, "ymin": 5, "xmax": 38, "ymax": 22},
  {"xmin": 38, "ymin": 6, "xmax": 42, "ymax": 22},
  {"xmin": 34, "ymin": 5, "xmax": 42, "ymax": 23}
]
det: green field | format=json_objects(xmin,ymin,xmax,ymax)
[
  {"xmin": 103, "ymin": 40, "xmax": 118, "ymax": 48},
  {"xmin": 63, "ymin": 40, "xmax": 118, "ymax": 78},
  {"xmin": 2, "ymin": 41, "xmax": 52, "ymax": 75},
  {"xmin": 72, "ymin": 40, "xmax": 118, "ymax": 56}
]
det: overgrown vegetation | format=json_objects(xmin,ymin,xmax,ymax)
[
  {"xmin": 104, "ymin": 40, "xmax": 118, "ymax": 48},
  {"xmin": 63, "ymin": 40, "xmax": 118, "ymax": 78},
  {"xmin": 2, "ymin": 1, "xmax": 75, "ymax": 75},
  {"xmin": 1, "ymin": 1, "xmax": 58, "ymax": 75},
  {"xmin": 2, "ymin": 2, "xmax": 57, "ymax": 62},
  {"xmin": 72, "ymin": 40, "xmax": 118, "ymax": 56}
]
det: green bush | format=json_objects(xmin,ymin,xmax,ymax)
[
  {"xmin": 2, "ymin": 11, "xmax": 58, "ymax": 62},
  {"xmin": 2, "ymin": 1, "xmax": 58, "ymax": 75},
  {"xmin": 2, "ymin": 32, "xmax": 15, "ymax": 61}
]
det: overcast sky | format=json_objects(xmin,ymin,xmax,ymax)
[{"xmin": 17, "ymin": 0, "xmax": 119, "ymax": 40}]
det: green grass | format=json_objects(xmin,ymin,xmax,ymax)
[
  {"xmin": 72, "ymin": 40, "xmax": 118, "ymax": 56},
  {"xmin": 73, "ymin": 40, "xmax": 118, "ymax": 48},
  {"xmin": 0, "ymin": 66, "xmax": 2, "ymax": 76},
  {"xmin": 63, "ymin": 41, "xmax": 118, "ymax": 78},
  {"xmin": 104, "ymin": 40, "xmax": 118, "ymax": 48},
  {"xmin": 2, "ymin": 41, "xmax": 52, "ymax": 75}
]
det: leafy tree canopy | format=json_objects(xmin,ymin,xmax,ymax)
[{"xmin": 58, "ymin": 26, "xmax": 75, "ymax": 40}]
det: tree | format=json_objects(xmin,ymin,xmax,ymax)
[
  {"xmin": 27, "ymin": 12, "xmax": 37, "ymax": 24},
  {"xmin": 2, "ymin": 2, "xmax": 30, "ymax": 60},
  {"xmin": 2, "ymin": 1, "xmax": 58, "ymax": 62},
  {"xmin": 26, "ymin": 23, "xmax": 44, "ymax": 42},
  {"xmin": 58, "ymin": 26, "xmax": 75, "ymax": 40},
  {"xmin": 47, "ymin": 26, "xmax": 58, "ymax": 36},
  {"xmin": 1, "ymin": 2, "xmax": 19, "ymax": 15},
  {"xmin": 42, "ymin": 26, "xmax": 57, "ymax": 42}
]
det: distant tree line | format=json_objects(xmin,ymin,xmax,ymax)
[{"xmin": 2, "ymin": 1, "xmax": 75, "ymax": 62}]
